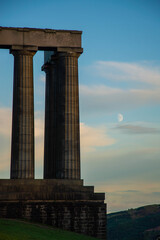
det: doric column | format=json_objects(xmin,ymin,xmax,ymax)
[
  {"xmin": 57, "ymin": 51, "xmax": 81, "ymax": 179},
  {"xmin": 43, "ymin": 49, "xmax": 82, "ymax": 179},
  {"xmin": 42, "ymin": 56, "xmax": 58, "ymax": 179},
  {"xmin": 10, "ymin": 46, "xmax": 37, "ymax": 179}
]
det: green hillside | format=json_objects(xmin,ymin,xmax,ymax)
[
  {"xmin": 107, "ymin": 204, "xmax": 160, "ymax": 240},
  {"xmin": 0, "ymin": 219, "xmax": 99, "ymax": 240}
]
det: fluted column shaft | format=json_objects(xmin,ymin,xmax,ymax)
[
  {"xmin": 43, "ymin": 51, "xmax": 81, "ymax": 179},
  {"xmin": 10, "ymin": 49, "xmax": 36, "ymax": 179},
  {"xmin": 57, "ymin": 52, "xmax": 80, "ymax": 179},
  {"xmin": 43, "ymin": 58, "xmax": 58, "ymax": 179}
]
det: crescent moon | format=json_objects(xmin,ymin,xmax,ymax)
[{"xmin": 118, "ymin": 113, "xmax": 123, "ymax": 122}]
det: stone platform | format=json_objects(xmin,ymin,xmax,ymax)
[{"xmin": 0, "ymin": 179, "xmax": 106, "ymax": 239}]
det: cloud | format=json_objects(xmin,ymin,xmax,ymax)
[
  {"xmin": 0, "ymin": 107, "xmax": 11, "ymax": 175},
  {"xmin": 80, "ymin": 122, "xmax": 115, "ymax": 152},
  {"xmin": 152, "ymin": 192, "xmax": 160, "ymax": 196},
  {"xmin": 106, "ymin": 189, "xmax": 160, "ymax": 213},
  {"xmin": 81, "ymin": 145, "xmax": 160, "ymax": 191},
  {"xmin": 35, "ymin": 112, "xmax": 44, "ymax": 172},
  {"xmin": 114, "ymin": 124, "xmax": 160, "ymax": 134},
  {"xmin": 0, "ymin": 108, "xmax": 12, "ymax": 137},
  {"xmin": 92, "ymin": 61, "xmax": 160, "ymax": 86},
  {"xmin": 80, "ymin": 61, "xmax": 160, "ymax": 115},
  {"xmin": 121, "ymin": 190, "xmax": 140, "ymax": 193},
  {"xmin": 92, "ymin": 180, "xmax": 160, "ymax": 213},
  {"xmin": 80, "ymin": 84, "xmax": 160, "ymax": 114},
  {"xmin": 35, "ymin": 111, "xmax": 44, "ymax": 138}
]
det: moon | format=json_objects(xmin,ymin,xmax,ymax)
[{"xmin": 118, "ymin": 113, "xmax": 123, "ymax": 122}]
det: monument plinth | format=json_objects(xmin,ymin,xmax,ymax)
[{"xmin": 0, "ymin": 27, "xmax": 106, "ymax": 239}]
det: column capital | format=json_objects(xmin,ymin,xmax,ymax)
[
  {"xmin": 57, "ymin": 52, "xmax": 81, "ymax": 58},
  {"xmin": 10, "ymin": 45, "xmax": 37, "ymax": 56},
  {"xmin": 41, "ymin": 63, "xmax": 50, "ymax": 72},
  {"xmin": 55, "ymin": 47, "xmax": 83, "ymax": 58},
  {"xmin": 41, "ymin": 57, "xmax": 57, "ymax": 72}
]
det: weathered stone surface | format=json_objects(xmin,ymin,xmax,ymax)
[
  {"xmin": 0, "ymin": 179, "xmax": 101, "ymax": 200},
  {"xmin": 0, "ymin": 27, "xmax": 82, "ymax": 49},
  {"xmin": 0, "ymin": 201, "xmax": 106, "ymax": 239},
  {"xmin": 43, "ymin": 51, "xmax": 81, "ymax": 179},
  {"xmin": 10, "ymin": 49, "xmax": 36, "ymax": 179},
  {"xmin": 0, "ymin": 179, "xmax": 106, "ymax": 239}
]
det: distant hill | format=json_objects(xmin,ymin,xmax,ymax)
[
  {"xmin": 107, "ymin": 204, "xmax": 160, "ymax": 240},
  {"xmin": 0, "ymin": 219, "xmax": 98, "ymax": 240}
]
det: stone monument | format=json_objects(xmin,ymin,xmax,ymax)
[{"xmin": 0, "ymin": 27, "xmax": 106, "ymax": 239}]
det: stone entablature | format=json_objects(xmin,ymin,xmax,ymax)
[{"xmin": 0, "ymin": 27, "xmax": 82, "ymax": 49}]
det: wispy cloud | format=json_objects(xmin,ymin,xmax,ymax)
[
  {"xmin": 0, "ymin": 107, "xmax": 11, "ymax": 175},
  {"xmin": 107, "ymin": 189, "xmax": 160, "ymax": 213},
  {"xmin": 121, "ymin": 190, "xmax": 140, "ymax": 193},
  {"xmin": 114, "ymin": 124, "xmax": 160, "ymax": 134},
  {"xmin": 0, "ymin": 108, "xmax": 11, "ymax": 137},
  {"xmin": 80, "ymin": 122, "xmax": 115, "ymax": 152},
  {"xmin": 35, "ymin": 111, "xmax": 44, "ymax": 138},
  {"xmin": 81, "ymin": 145, "xmax": 160, "ymax": 190},
  {"xmin": 80, "ymin": 61, "xmax": 160, "ymax": 114},
  {"xmin": 92, "ymin": 61, "xmax": 160, "ymax": 86},
  {"xmin": 35, "ymin": 112, "xmax": 44, "ymax": 169},
  {"xmin": 80, "ymin": 84, "xmax": 160, "ymax": 114},
  {"xmin": 152, "ymin": 192, "xmax": 160, "ymax": 196},
  {"xmin": 92, "ymin": 180, "xmax": 160, "ymax": 213}
]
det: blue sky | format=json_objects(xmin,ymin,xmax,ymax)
[{"xmin": 0, "ymin": 0, "xmax": 160, "ymax": 213}]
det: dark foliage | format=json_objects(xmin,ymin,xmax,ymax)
[{"xmin": 107, "ymin": 205, "xmax": 160, "ymax": 240}]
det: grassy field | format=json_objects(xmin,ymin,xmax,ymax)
[{"xmin": 0, "ymin": 219, "xmax": 99, "ymax": 240}]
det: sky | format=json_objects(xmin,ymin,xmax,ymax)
[{"xmin": 0, "ymin": 0, "xmax": 160, "ymax": 213}]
